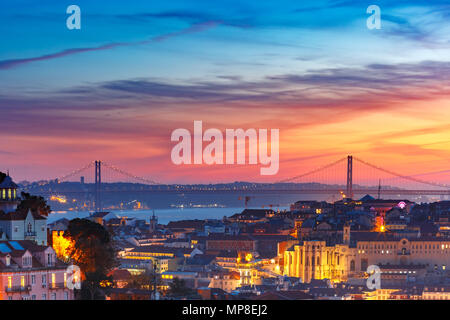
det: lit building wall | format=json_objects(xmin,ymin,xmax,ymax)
[{"xmin": 283, "ymin": 238, "xmax": 450, "ymax": 283}]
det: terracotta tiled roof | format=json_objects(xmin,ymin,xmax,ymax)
[{"xmin": 108, "ymin": 269, "xmax": 132, "ymax": 281}]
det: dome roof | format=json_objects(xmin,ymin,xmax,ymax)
[{"xmin": 0, "ymin": 174, "xmax": 18, "ymax": 189}]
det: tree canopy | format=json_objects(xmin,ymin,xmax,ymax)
[
  {"xmin": 64, "ymin": 218, "xmax": 117, "ymax": 299},
  {"xmin": 167, "ymin": 277, "xmax": 195, "ymax": 298},
  {"xmin": 17, "ymin": 192, "xmax": 52, "ymax": 216}
]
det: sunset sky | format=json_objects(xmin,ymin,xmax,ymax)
[{"xmin": 0, "ymin": 0, "xmax": 449, "ymax": 184}]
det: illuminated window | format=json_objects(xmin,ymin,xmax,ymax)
[
  {"xmin": 21, "ymin": 276, "xmax": 25, "ymax": 287},
  {"xmin": 52, "ymin": 273, "xmax": 56, "ymax": 288},
  {"xmin": 8, "ymin": 189, "xmax": 11, "ymax": 199},
  {"xmin": 2, "ymin": 189, "xmax": 5, "ymax": 199},
  {"xmin": 64, "ymin": 273, "xmax": 67, "ymax": 287},
  {"xmin": 8, "ymin": 276, "xmax": 12, "ymax": 288}
]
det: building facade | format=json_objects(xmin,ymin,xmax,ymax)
[
  {"xmin": 0, "ymin": 240, "xmax": 74, "ymax": 300},
  {"xmin": 283, "ymin": 227, "xmax": 450, "ymax": 283},
  {"xmin": 0, "ymin": 210, "xmax": 47, "ymax": 245}
]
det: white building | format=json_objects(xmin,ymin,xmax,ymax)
[{"xmin": 0, "ymin": 209, "xmax": 48, "ymax": 245}]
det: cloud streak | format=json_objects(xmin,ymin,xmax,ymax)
[{"xmin": 0, "ymin": 21, "xmax": 219, "ymax": 70}]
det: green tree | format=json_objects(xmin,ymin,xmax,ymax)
[
  {"xmin": 17, "ymin": 192, "xmax": 51, "ymax": 216},
  {"xmin": 64, "ymin": 218, "xmax": 117, "ymax": 299}
]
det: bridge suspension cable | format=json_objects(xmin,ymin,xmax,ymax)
[
  {"xmin": 276, "ymin": 157, "xmax": 347, "ymax": 183},
  {"xmin": 56, "ymin": 161, "xmax": 95, "ymax": 182},
  {"xmin": 102, "ymin": 162, "xmax": 161, "ymax": 185},
  {"xmin": 353, "ymin": 157, "xmax": 449, "ymax": 188}
]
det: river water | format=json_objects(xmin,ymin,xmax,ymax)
[{"xmin": 47, "ymin": 206, "xmax": 290, "ymax": 225}]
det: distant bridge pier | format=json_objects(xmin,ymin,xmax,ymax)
[
  {"xmin": 346, "ymin": 155, "xmax": 353, "ymax": 199},
  {"xmin": 95, "ymin": 160, "xmax": 102, "ymax": 212}
]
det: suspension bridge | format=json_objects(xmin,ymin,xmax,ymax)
[{"xmin": 21, "ymin": 156, "xmax": 450, "ymax": 211}]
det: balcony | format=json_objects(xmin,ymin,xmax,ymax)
[
  {"xmin": 5, "ymin": 285, "xmax": 31, "ymax": 293},
  {"xmin": 48, "ymin": 282, "xmax": 66, "ymax": 289},
  {"xmin": 25, "ymin": 231, "xmax": 37, "ymax": 237}
]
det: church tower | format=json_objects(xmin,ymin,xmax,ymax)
[
  {"xmin": 149, "ymin": 210, "xmax": 158, "ymax": 233},
  {"xmin": 0, "ymin": 172, "xmax": 19, "ymax": 213},
  {"xmin": 343, "ymin": 224, "xmax": 351, "ymax": 246}
]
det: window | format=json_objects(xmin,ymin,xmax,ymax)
[
  {"xmin": 42, "ymin": 274, "xmax": 47, "ymax": 285},
  {"xmin": 52, "ymin": 273, "xmax": 56, "ymax": 288},
  {"xmin": 361, "ymin": 259, "xmax": 368, "ymax": 271},
  {"xmin": 31, "ymin": 275, "xmax": 36, "ymax": 284},
  {"xmin": 32, "ymin": 295, "xmax": 36, "ymax": 300},
  {"xmin": 51, "ymin": 293, "xmax": 56, "ymax": 300},
  {"xmin": 14, "ymin": 226, "xmax": 18, "ymax": 233},
  {"xmin": 27, "ymin": 223, "xmax": 32, "ymax": 233},
  {"xmin": 7, "ymin": 276, "xmax": 12, "ymax": 289},
  {"xmin": 64, "ymin": 292, "xmax": 69, "ymax": 300},
  {"xmin": 42, "ymin": 294, "xmax": 46, "ymax": 300},
  {"xmin": 47, "ymin": 253, "xmax": 53, "ymax": 265},
  {"xmin": 23, "ymin": 256, "xmax": 32, "ymax": 267},
  {"xmin": 350, "ymin": 260, "xmax": 356, "ymax": 272},
  {"xmin": 21, "ymin": 276, "xmax": 25, "ymax": 288}
]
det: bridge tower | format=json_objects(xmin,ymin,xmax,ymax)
[
  {"xmin": 95, "ymin": 160, "xmax": 102, "ymax": 212},
  {"xmin": 346, "ymin": 155, "xmax": 353, "ymax": 199}
]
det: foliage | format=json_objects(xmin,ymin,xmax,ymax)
[
  {"xmin": 64, "ymin": 218, "xmax": 117, "ymax": 299},
  {"xmin": 17, "ymin": 192, "xmax": 52, "ymax": 216},
  {"xmin": 79, "ymin": 271, "xmax": 113, "ymax": 300},
  {"xmin": 167, "ymin": 277, "xmax": 195, "ymax": 297}
]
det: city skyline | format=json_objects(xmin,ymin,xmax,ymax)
[{"xmin": 1, "ymin": 0, "xmax": 449, "ymax": 183}]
